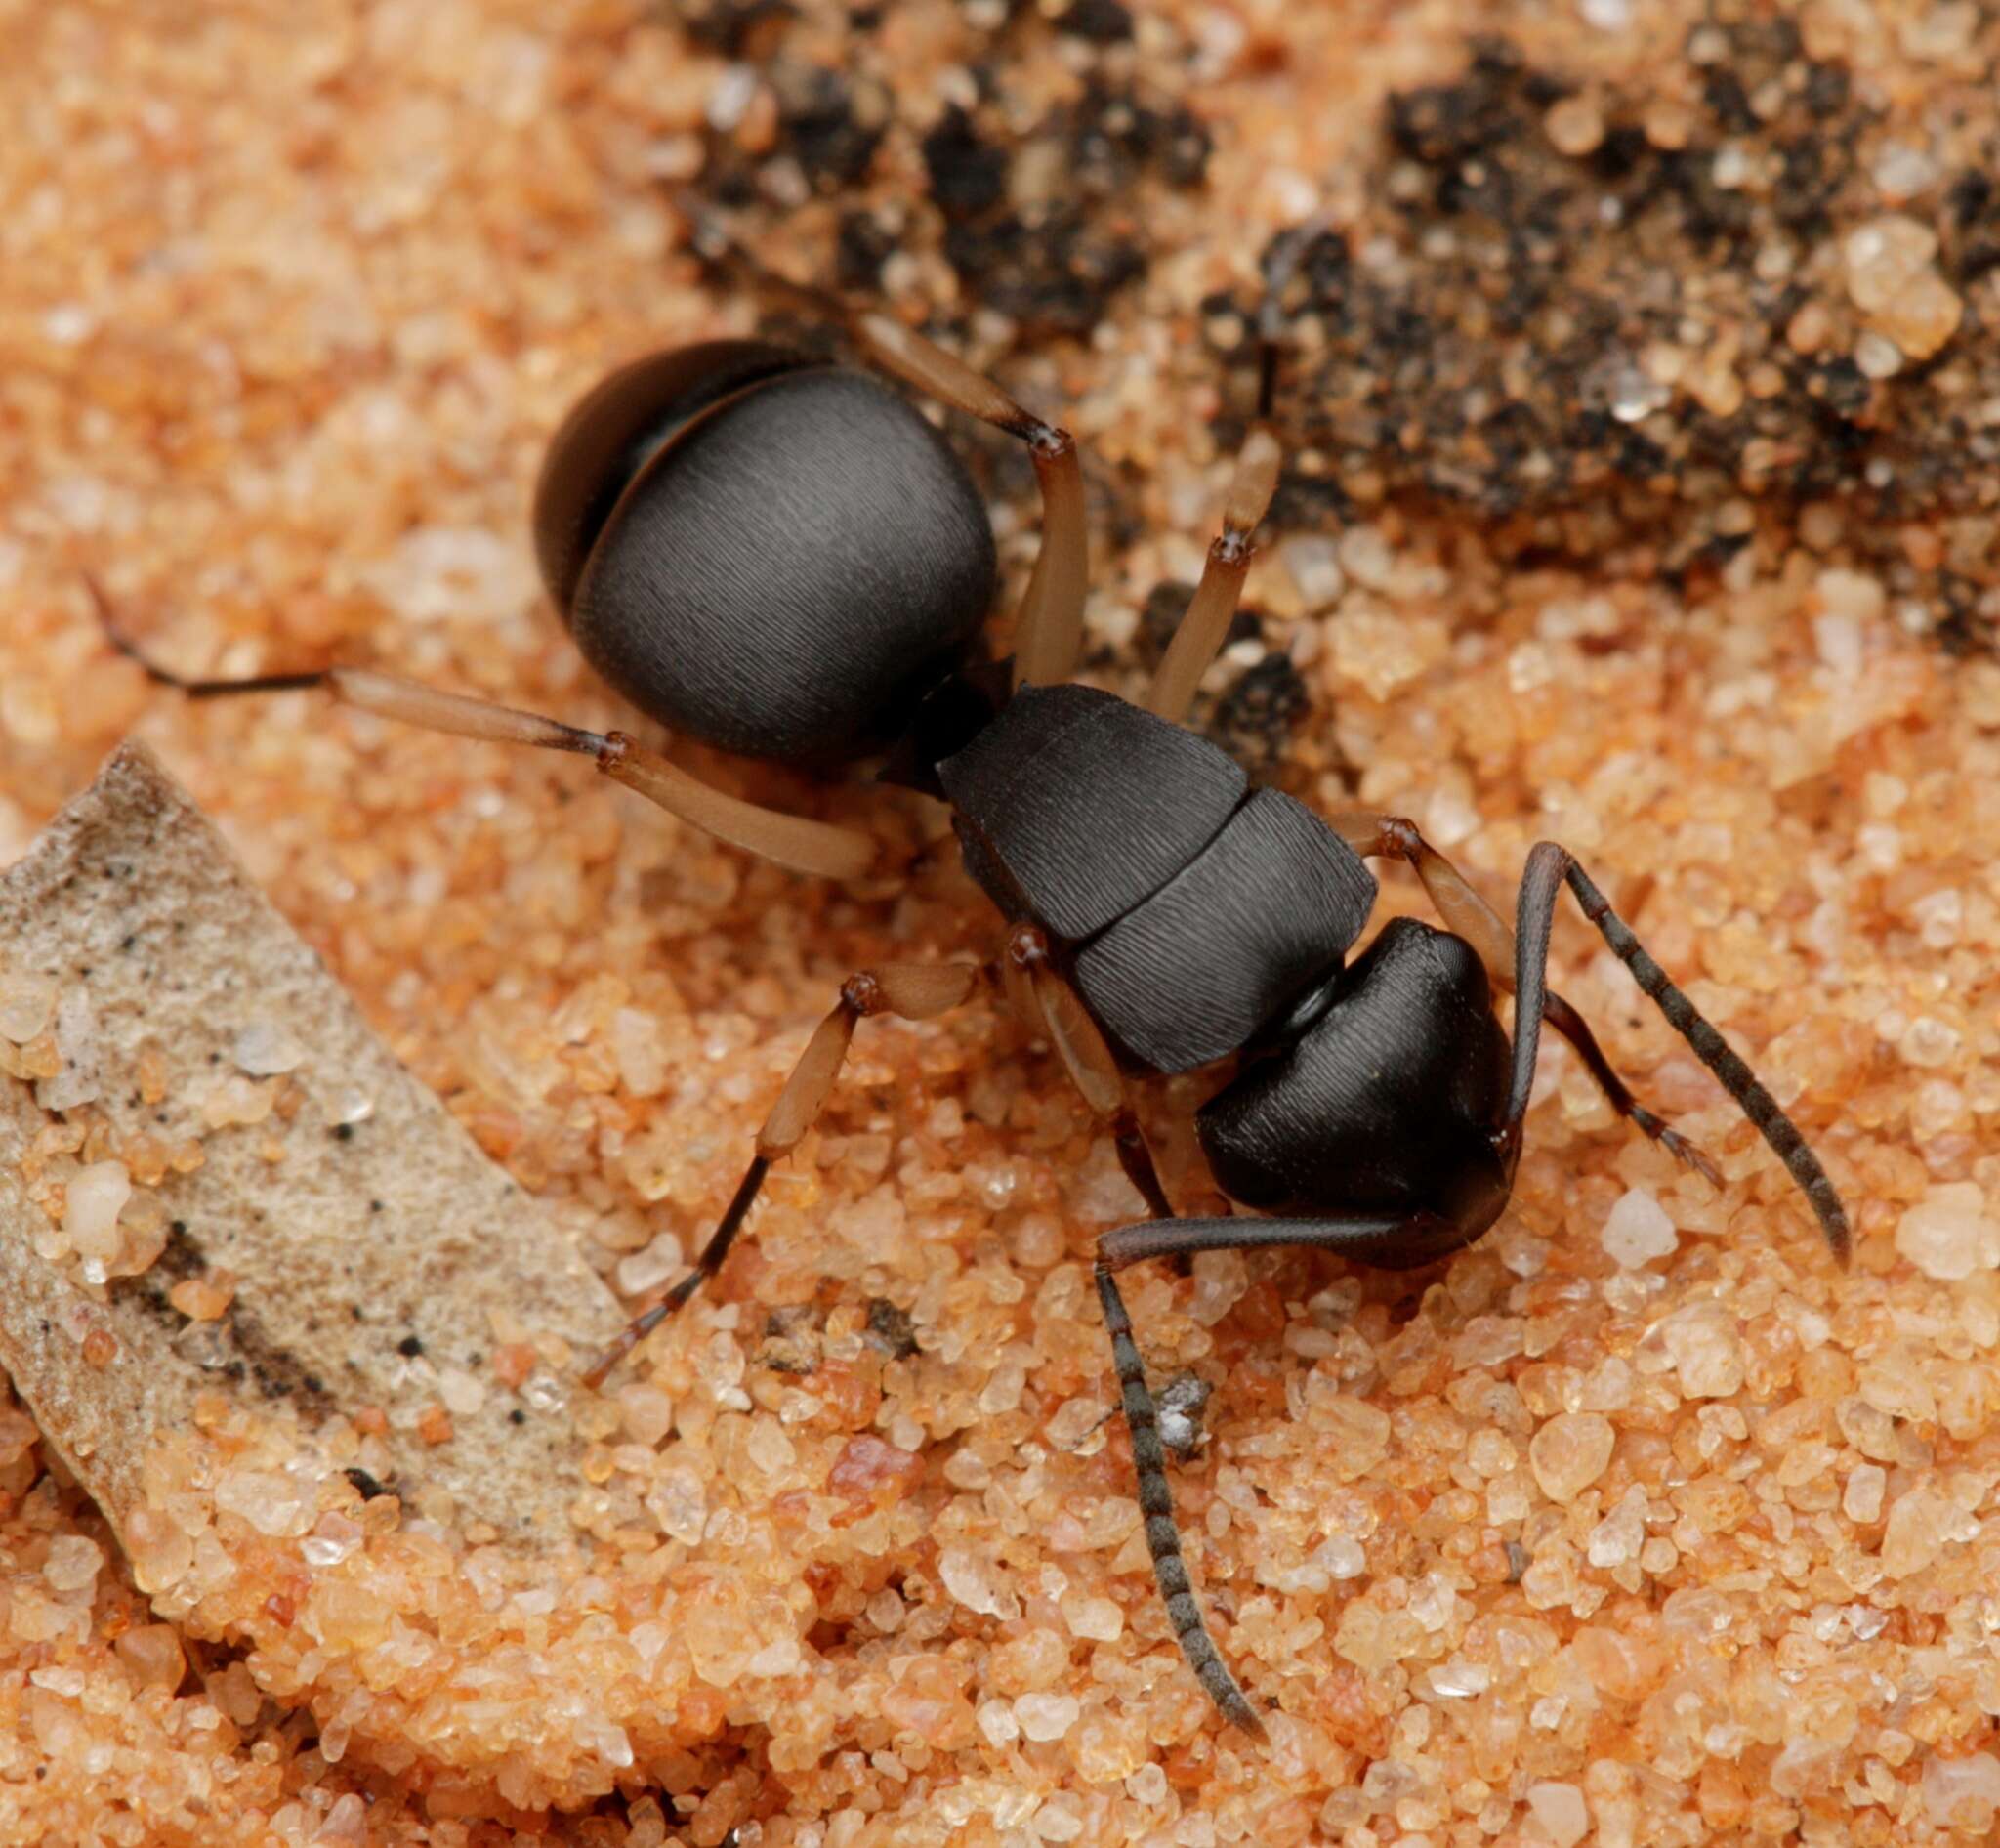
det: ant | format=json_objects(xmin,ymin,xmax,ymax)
[{"xmin": 97, "ymin": 225, "xmax": 1850, "ymax": 1738}]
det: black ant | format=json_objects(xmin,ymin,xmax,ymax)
[{"xmin": 96, "ymin": 228, "xmax": 1850, "ymax": 1738}]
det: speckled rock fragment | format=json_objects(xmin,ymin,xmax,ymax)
[{"xmin": 0, "ymin": 743, "xmax": 619, "ymax": 1544}]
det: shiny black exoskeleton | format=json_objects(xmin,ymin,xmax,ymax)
[{"xmin": 534, "ymin": 340, "xmax": 995, "ymax": 763}]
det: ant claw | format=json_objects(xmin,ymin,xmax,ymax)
[{"xmin": 1634, "ymin": 1109, "xmax": 1723, "ymax": 1187}]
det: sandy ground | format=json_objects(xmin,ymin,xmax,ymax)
[{"xmin": 3, "ymin": 0, "xmax": 2000, "ymax": 1842}]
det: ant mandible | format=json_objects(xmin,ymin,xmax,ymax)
[{"xmin": 98, "ymin": 223, "xmax": 1850, "ymax": 1738}]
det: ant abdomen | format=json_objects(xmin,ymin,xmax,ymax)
[{"xmin": 532, "ymin": 341, "xmax": 997, "ymax": 763}]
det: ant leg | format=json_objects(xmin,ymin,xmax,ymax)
[
  {"xmin": 1512, "ymin": 842, "xmax": 1851, "ymax": 1263},
  {"xmin": 93, "ymin": 582, "xmax": 875, "ymax": 881},
  {"xmin": 682, "ymin": 205, "xmax": 1085, "ymax": 687},
  {"xmin": 1539, "ymin": 992, "xmax": 1720, "ymax": 1185},
  {"xmin": 1007, "ymin": 924, "xmax": 1169, "ymax": 1218},
  {"xmin": 1143, "ymin": 426, "xmax": 1283, "ymax": 725},
  {"xmin": 579, "ymin": 960, "xmax": 983, "ymax": 1389},
  {"xmin": 1006, "ymin": 934, "xmax": 1301, "ymax": 1740},
  {"xmin": 1326, "ymin": 812, "xmax": 1515, "ymax": 961},
  {"xmin": 1144, "ymin": 219, "xmax": 1320, "ymax": 726},
  {"xmin": 1003, "ymin": 931, "xmax": 1288, "ymax": 1734},
  {"xmin": 847, "ymin": 315, "xmax": 1085, "ymax": 692},
  {"xmin": 1330, "ymin": 812, "xmax": 1713, "ymax": 1176},
  {"xmin": 1091, "ymin": 1266, "xmax": 1263, "ymax": 1738}
]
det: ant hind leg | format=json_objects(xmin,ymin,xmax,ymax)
[
  {"xmin": 694, "ymin": 213, "xmax": 1090, "ymax": 693},
  {"xmin": 1143, "ymin": 221, "xmax": 1318, "ymax": 727},
  {"xmin": 90, "ymin": 578, "xmax": 876, "ymax": 881}
]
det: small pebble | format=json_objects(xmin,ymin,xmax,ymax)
[
  {"xmin": 1844, "ymin": 1464, "xmax": 1887, "ymax": 1523},
  {"xmin": 42, "ymin": 1534, "xmax": 103, "ymax": 1593},
  {"xmin": 168, "ymin": 1276, "xmax": 233, "ymax": 1322},
  {"xmin": 1855, "ymin": 331, "xmax": 1904, "ymax": 380},
  {"xmin": 1529, "ymin": 1412, "xmax": 1615, "ymax": 1503},
  {"xmin": 1014, "ymin": 1691, "xmax": 1080, "ymax": 1743},
  {"xmin": 0, "ymin": 969, "xmax": 55, "ymax": 1043},
  {"xmin": 617, "ymin": 1382, "xmax": 674, "ymax": 1446},
  {"xmin": 1544, "ymin": 96, "xmax": 1603, "ymax": 156},
  {"xmin": 1601, "ymin": 1187, "xmax": 1677, "ymax": 1268},
  {"xmin": 1060, "ymin": 1594, "xmax": 1123, "ymax": 1642},
  {"xmin": 1844, "ymin": 216, "xmax": 1938, "ymax": 312},
  {"xmin": 215, "ymin": 1469, "xmax": 313, "ymax": 1538},
  {"xmin": 1895, "ymin": 1182, "xmax": 1999, "ymax": 1281},
  {"xmin": 1882, "ymin": 1481, "xmax": 1976, "ymax": 1577},
  {"xmin": 231, "ymin": 1020, "xmax": 305, "ymax": 1076},
  {"xmin": 1924, "ymin": 1752, "xmax": 2000, "ymax": 1828},
  {"xmin": 940, "ymin": 1545, "xmax": 1018, "ymax": 1619},
  {"xmin": 1278, "ymin": 534, "xmax": 1345, "ymax": 609},
  {"xmin": 1526, "ymin": 1780, "xmax": 1590, "ymax": 1847},
  {"xmin": 64, "ymin": 1160, "xmax": 130, "ymax": 1262},
  {"xmin": 1656, "ymin": 1304, "xmax": 1746, "ymax": 1398},
  {"xmin": 610, "ymin": 1008, "xmax": 668, "ymax": 1098}
]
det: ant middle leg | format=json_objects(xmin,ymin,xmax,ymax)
[
  {"xmin": 1329, "ymin": 810, "xmax": 1715, "ymax": 1177},
  {"xmin": 579, "ymin": 959, "xmax": 984, "ymax": 1390},
  {"xmin": 91, "ymin": 580, "xmax": 876, "ymax": 881}
]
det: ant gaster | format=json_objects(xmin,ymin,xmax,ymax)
[{"xmin": 99, "ymin": 230, "xmax": 1850, "ymax": 1738}]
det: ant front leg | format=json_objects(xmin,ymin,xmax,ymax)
[
  {"xmin": 91, "ymin": 581, "xmax": 876, "ymax": 881},
  {"xmin": 580, "ymin": 960, "xmax": 983, "ymax": 1389},
  {"xmin": 1511, "ymin": 843, "xmax": 1851, "ymax": 1262},
  {"xmin": 1329, "ymin": 810, "xmax": 1717, "ymax": 1180},
  {"xmin": 1143, "ymin": 216, "xmax": 1325, "ymax": 727}
]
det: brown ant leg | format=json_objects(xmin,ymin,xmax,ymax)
[
  {"xmin": 1004, "ymin": 926, "xmax": 1268, "ymax": 1739},
  {"xmin": 1539, "ymin": 993, "xmax": 1720, "ymax": 1185},
  {"xmin": 92, "ymin": 579, "xmax": 875, "ymax": 881},
  {"xmin": 1007, "ymin": 924, "xmax": 1169, "ymax": 1219},
  {"xmin": 1145, "ymin": 213, "xmax": 1328, "ymax": 725},
  {"xmin": 1144, "ymin": 426, "xmax": 1283, "ymax": 726},
  {"xmin": 1329, "ymin": 811, "xmax": 1716, "ymax": 1179},
  {"xmin": 580, "ymin": 960, "xmax": 983, "ymax": 1390},
  {"xmin": 682, "ymin": 207, "xmax": 1089, "ymax": 692},
  {"xmin": 1512, "ymin": 843, "xmax": 1851, "ymax": 1264},
  {"xmin": 847, "ymin": 317, "xmax": 1085, "ymax": 693}
]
